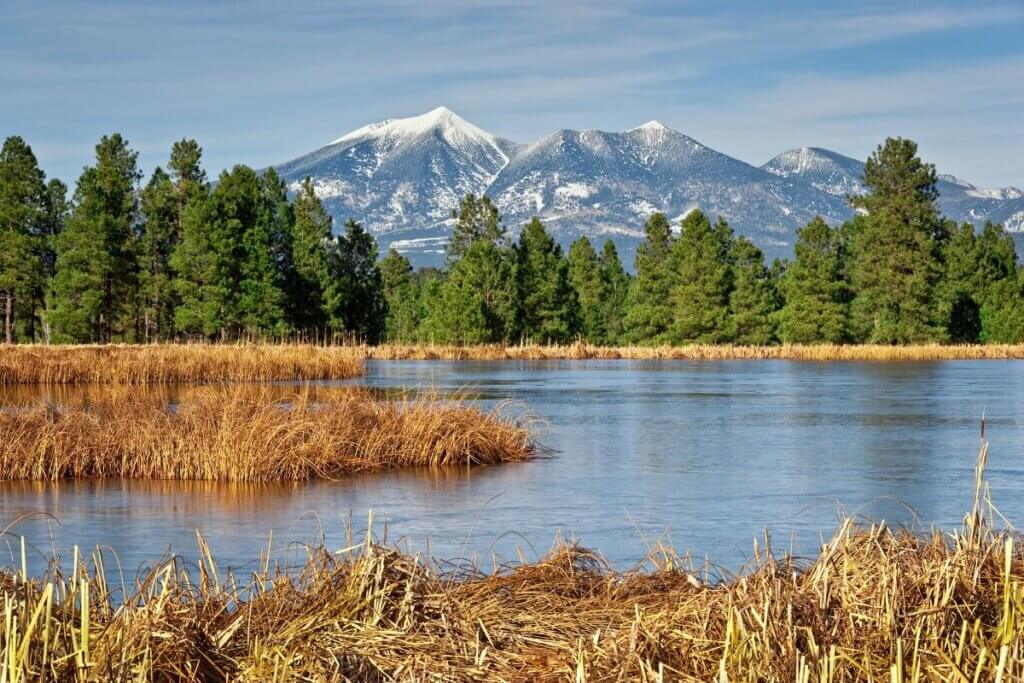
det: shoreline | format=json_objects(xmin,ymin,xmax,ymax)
[
  {"xmin": 1, "ymin": 341, "xmax": 1023, "ymax": 387},
  {"xmin": 2, "ymin": 447, "xmax": 1019, "ymax": 679}
]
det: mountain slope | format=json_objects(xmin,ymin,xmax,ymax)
[
  {"xmin": 763, "ymin": 147, "xmax": 1024, "ymax": 236},
  {"xmin": 274, "ymin": 108, "xmax": 1023, "ymax": 267},
  {"xmin": 276, "ymin": 107, "xmax": 513, "ymax": 236}
]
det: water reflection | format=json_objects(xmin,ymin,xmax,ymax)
[{"xmin": 1, "ymin": 359, "xmax": 1023, "ymax": 576}]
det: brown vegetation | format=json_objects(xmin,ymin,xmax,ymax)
[
  {"xmin": 1, "ymin": 441, "xmax": 1022, "ymax": 680},
  {"xmin": 0, "ymin": 386, "xmax": 535, "ymax": 481},
  {"xmin": 360, "ymin": 341, "xmax": 1024, "ymax": 361},
  {"xmin": 1, "ymin": 342, "xmax": 1021, "ymax": 387},
  {"xmin": 0, "ymin": 344, "xmax": 364, "ymax": 384}
]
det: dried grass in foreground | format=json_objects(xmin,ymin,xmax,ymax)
[
  {"xmin": 0, "ymin": 344, "xmax": 364, "ymax": 384},
  {"xmin": 0, "ymin": 386, "xmax": 535, "ymax": 481},
  {"xmin": 1, "ymin": 440, "xmax": 1022, "ymax": 681},
  {"xmin": 358, "ymin": 341, "xmax": 1024, "ymax": 361}
]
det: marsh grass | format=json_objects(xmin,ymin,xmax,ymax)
[
  {"xmin": 0, "ymin": 344, "xmax": 364, "ymax": 384},
  {"xmin": 360, "ymin": 341, "xmax": 1024, "ymax": 361},
  {"xmin": 3, "ymin": 342, "xmax": 1022, "ymax": 387},
  {"xmin": 0, "ymin": 386, "xmax": 535, "ymax": 481},
  {"xmin": 1, "ymin": 439, "xmax": 1022, "ymax": 680}
]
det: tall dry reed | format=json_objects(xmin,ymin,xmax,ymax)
[
  {"xmin": 0, "ymin": 386, "xmax": 535, "ymax": 481},
  {"xmin": 1, "ymin": 439, "xmax": 1023, "ymax": 680},
  {"xmin": 0, "ymin": 344, "xmax": 364, "ymax": 384},
  {"xmin": 358, "ymin": 340, "xmax": 1024, "ymax": 361}
]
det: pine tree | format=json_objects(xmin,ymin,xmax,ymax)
[
  {"xmin": 422, "ymin": 240, "xmax": 517, "ymax": 344},
  {"xmin": 849, "ymin": 138, "xmax": 945, "ymax": 343},
  {"xmin": 728, "ymin": 236, "xmax": 778, "ymax": 344},
  {"xmin": 289, "ymin": 177, "xmax": 332, "ymax": 334},
  {"xmin": 171, "ymin": 165, "xmax": 287, "ymax": 339},
  {"xmin": 138, "ymin": 167, "xmax": 178, "ymax": 340},
  {"xmin": 598, "ymin": 240, "xmax": 629, "ymax": 344},
  {"xmin": 51, "ymin": 134, "xmax": 141, "ymax": 343},
  {"xmin": 567, "ymin": 237, "xmax": 604, "ymax": 342},
  {"xmin": 37, "ymin": 179, "xmax": 68, "ymax": 342},
  {"xmin": 170, "ymin": 192, "xmax": 219, "ymax": 337},
  {"xmin": 379, "ymin": 248, "xmax": 424, "ymax": 342},
  {"xmin": 974, "ymin": 222, "xmax": 1023, "ymax": 343},
  {"xmin": 516, "ymin": 218, "xmax": 577, "ymax": 342},
  {"xmin": 980, "ymin": 273, "xmax": 1024, "ymax": 343},
  {"xmin": 448, "ymin": 193, "xmax": 504, "ymax": 262},
  {"xmin": 777, "ymin": 217, "xmax": 850, "ymax": 343},
  {"xmin": 622, "ymin": 213, "xmax": 674, "ymax": 343},
  {"xmin": 325, "ymin": 219, "xmax": 385, "ymax": 342},
  {"xmin": 938, "ymin": 222, "xmax": 982, "ymax": 342},
  {"xmin": 667, "ymin": 211, "xmax": 733, "ymax": 343},
  {"xmin": 0, "ymin": 136, "xmax": 47, "ymax": 343}
]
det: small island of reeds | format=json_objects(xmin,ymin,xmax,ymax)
[{"xmin": 0, "ymin": 386, "xmax": 535, "ymax": 481}]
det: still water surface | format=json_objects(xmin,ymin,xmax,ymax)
[{"xmin": 2, "ymin": 360, "xmax": 1024, "ymax": 576}]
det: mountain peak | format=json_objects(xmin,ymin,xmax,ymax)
[
  {"xmin": 329, "ymin": 106, "xmax": 497, "ymax": 147},
  {"xmin": 628, "ymin": 120, "xmax": 670, "ymax": 133}
]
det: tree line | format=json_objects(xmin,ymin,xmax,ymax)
[{"xmin": 1, "ymin": 133, "xmax": 1022, "ymax": 345}]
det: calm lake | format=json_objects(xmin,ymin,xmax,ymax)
[{"xmin": 3, "ymin": 360, "xmax": 1024, "ymax": 577}]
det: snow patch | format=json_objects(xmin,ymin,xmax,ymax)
[{"xmin": 555, "ymin": 182, "xmax": 597, "ymax": 199}]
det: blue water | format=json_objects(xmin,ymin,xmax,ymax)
[{"xmin": 2, "ymin": 360, "xmax": 1023, "ymax": 578}]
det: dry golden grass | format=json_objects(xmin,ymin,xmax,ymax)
[
  {"xmin": 0, "ymin": 386, "xmax": 535, "ymax": 481},
  {"xmin": 2, "ymin": 342, "xmax": 1021, "ymax": 387},
  {"xmin": 360, "ymin": 340, "xmax": 1024, "ymax": 361},
  {"xmin": 0, "ymin": 343, "xmax": 364, "ymax": 384},
  {"xmin": 1, "ymin": 441, "xmax": 1022, "ymax": 680}
]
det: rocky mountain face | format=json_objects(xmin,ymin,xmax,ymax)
[{"xmin": 275, "ymin": 107, "xmax": 1024, "ymax": 267}]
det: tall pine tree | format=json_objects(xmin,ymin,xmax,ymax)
[
  {"xmin": 288, "ymin": 177, "xmax": 332, "ymax": 334},
  {"xmin": 623, "ymin": 213, "xmax": 674, "ymax": 343},
  {"xmin": 516, "ymin": 218, "xmax": 577, "ymax": 343},
  {"xmin": 325, "ymin": 219, "xmax": 385, "ymax": 342},
  {"xmin": 728, "ymin": 236, "xmax": 777, "ymax": 344},
  {"xmin": 379, "ymin": 248, "xmax": 423, "ymax": 342},
  {"xmin": 568, "ymin": 236, "xmax": 604, "ymax": 342},
  {"xmin": 0, "ymin": 136, "xmax": 47, "ymax": 343},
  {"xmin": 667, "ymin": 211, "xmax": 733, "ymax": 343},
  {"xmin": 598, "ymin": 240, "xmax": 629, "ymax": 344},
  {"xmin": 138, "ymin": 167, "xmax": 178, "ymax": 341},
  {"xmin": 51, "ymin": 134, "xmax": 141, "ymax": 343},
  {"xmin": 777, "ymin": 217, "xmax": 850, "ymax": 343},
  {"xmin": 849, "ymin": 138, "xmax": 945, "ymax": 343}
]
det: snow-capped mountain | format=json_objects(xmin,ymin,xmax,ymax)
[
  {"xmin": 487, "ymin": 123, "xmax": 851, "ymax": 259},
  {"xmin": 763, "ymin": 147, "xmax": 1024, "ymax": 243},
  {"xmin": 274, "ymin": 108, "xmax": 1024, "ymax": 267},
  {"xmin": 276, "ymin": 107, "xmax": 516, "ymax": 244},
  {"xmin": 762, "ymin": 147, "xmax": 867, "ymax": 197}
]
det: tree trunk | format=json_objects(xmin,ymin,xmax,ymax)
[{"xmin": 4, "ymin": 290, "xmax": 12, "ymax": 344}]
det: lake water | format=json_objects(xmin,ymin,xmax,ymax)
[{"xmin": 2, "ymin": 360, "xmax": 1023, "ymax": 578}]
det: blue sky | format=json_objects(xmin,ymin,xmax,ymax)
[{"xmin": 3, "ymin": 0, "xmax": 1022, "ymax": 188}]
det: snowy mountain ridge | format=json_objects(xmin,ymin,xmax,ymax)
[{"xmin": 275, "ymin": 107, "xmax": 1023, "ymax": 267}]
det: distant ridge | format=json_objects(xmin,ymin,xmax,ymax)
[{"xmin": 275, "ymin": 108, "xmax": 1024, "ymax": 267}]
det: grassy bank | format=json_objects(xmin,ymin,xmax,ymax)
[
  {"xmin": 0, "ymin": 386, "xmax": 534, "ymax": 481},
  {"xmin": 2, "ymin": 343, "xmax": 1023, "ymax": 386},
  {"xmin": 0, "ymin": 443, "xmax": 1021, "ymax": 680},
  {"xmin": 360, "ymin": 341, "xmax": 1024, "ymax": 361},
  {"xmin": 0, "ymin": 344, "xmax": 365, "ymax": 384}
]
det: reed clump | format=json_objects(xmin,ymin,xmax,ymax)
[
  {"xmin": 0, "ymin": 344, "xmax": 364, "ymax": 384},
  {"xmin": 358, "ymin": 340, "xmax": 1024, "ymax": 361},
  {"xmin": 0, "ymin": 386, "xmax": 535, "ymax": 481},
  {"xmin": 2, "ymin": 441, "xmax": 1024, "ymax": 680}
]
